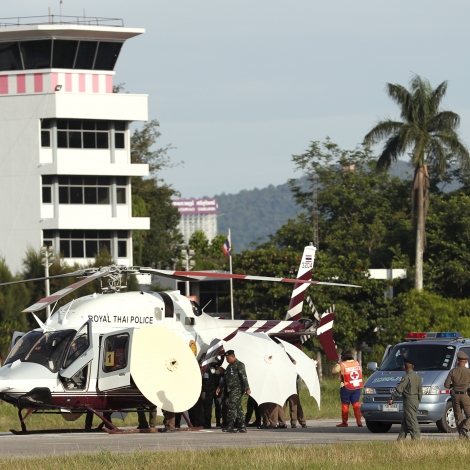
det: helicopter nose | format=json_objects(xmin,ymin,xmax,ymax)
[{"xmin": 0, "ymin": 380, "xmax": 13, "ymax": 393}]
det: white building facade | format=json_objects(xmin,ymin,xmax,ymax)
[
  {"xmin": 0, "ymin": 19, "xmax": 150, "ymax": 272},
  {"xmin": 172, "ymin": 199, "xmax": 218, "ymax": 244}
]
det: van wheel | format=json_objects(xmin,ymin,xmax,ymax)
[
  {"xmin": 436, "ymin": 401, "xmax": 458, "ymax": 433},
  {"xmin": 365, "ymin": 420, "xmax": 392, "ymax": 433}
]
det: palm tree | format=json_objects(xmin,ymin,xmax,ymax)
[{"xmin": 364, "ymin": 74, "xmax": 469, "ymax": 290}]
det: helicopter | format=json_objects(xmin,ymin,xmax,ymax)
[{"xmin": 0, "ymin": 244, "xmax": 358, "ymax": 434}]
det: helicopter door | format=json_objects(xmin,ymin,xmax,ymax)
[
  {"xmin": 60, "ymin": 320, "xmax": 94, "ymax": 379},
  {"xmin": 98, "ymin": 328, "xmax": 133, "ymax": 391},
  {"xmin": 10, "ymin": 332, "xmax": 25, "ymax": 351}
]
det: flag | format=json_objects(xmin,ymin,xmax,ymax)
[{"xmin": 222, "ymin": 237, "xmax": 231, "ymax": 258}]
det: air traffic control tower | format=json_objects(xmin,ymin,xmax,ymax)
[{"xmin": 0, "ymin": 16, "xmax": 150, "ymax": 272}]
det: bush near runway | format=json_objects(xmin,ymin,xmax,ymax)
[{"xmin": 0, "ymin": 441, "xmax": 465, "ymax": 469}]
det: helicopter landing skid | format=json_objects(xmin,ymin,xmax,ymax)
[
  {"xmin": 9, "ymin": 427, "xmax": 106, "ymax": 435},
  {"xmin": 104, "ymin": 426, "xmax": 204, "ymax": 434}
]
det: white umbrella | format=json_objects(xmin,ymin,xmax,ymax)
[
  {"xmin": 131, "ymin": 325, "xmax": 202, "ymax": 412},
  {"xmin": 277, "ymin": 337, "xmax": 321, "ymax": 409},
  {"xmin": 224, "ymin": 332, "xmax": 297, "ymax": 406}
]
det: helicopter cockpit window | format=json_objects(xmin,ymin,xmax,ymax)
[
  {"xmin": 63, "ymin": 331, "xmax": 90, "ymax": 369},
  {"xmin": 4, "ymin": 330, "xmax": 43, "ymax": 365},
  {"xmin": 23, "ymin": 329, "xmax": 76, "ymax": 372},
  {"xmin": 102, "ymin": 333, "xmax": 129, "ymax": 373}
]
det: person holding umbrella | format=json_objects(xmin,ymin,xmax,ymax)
[{"xmin": 222, "ymin": 349, "xmax": 251, "ymax": 433}]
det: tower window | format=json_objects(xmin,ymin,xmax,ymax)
[
  {"xmin": 56, "ymin": 120, "xmax": 109, "ymax": 149},
  {"xmin": 41, "ymin": 176, "xmax": 53, "ymax": 204},
  {"xmin": 43, "ymin": 230, "xmax": 129, "ymax": 259},
  {"xmin": 74, "ymin": 41, "xmax": 98, "ymax": 69},
  {"xmin": 0, "ymin": 42, "xmax": 22, "ymax": 71},
  {"xmin": 20, "ymin": 40, "xmax": 52, "ymax": 69},
  {"xmin": 94, "ymin": 42, "xmax": 123, "ymax": 71},
  {"xmin": 52, "ymin": 40, "xmax": 78, "ymax": 68},
  {"xmin": 0, "ymin": 39, "xmax": 123, "ymax": 72},
  {"xmin": 57, "ymin": 176, "xmax": 111, "ymax": 205}
]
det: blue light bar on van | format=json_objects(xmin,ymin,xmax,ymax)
[{"xmin": 436, "ymin": 332, "xmax": 461, "ymax": 338}]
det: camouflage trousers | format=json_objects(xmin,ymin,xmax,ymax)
[{"xmin": 227, "ymin": 390, "xmax": 245, "ymax": 425}]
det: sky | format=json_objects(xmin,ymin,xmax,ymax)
[{"xmin": 5, "ymin": 1, "xmax": 470, "ymax": 197}]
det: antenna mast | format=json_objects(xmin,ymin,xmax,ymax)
[{"xmin": 312, "ymin": 174, "xmax": 319, "ymax": 250}]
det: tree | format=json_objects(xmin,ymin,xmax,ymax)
[
  {"xmin": 187, "ymin": 231, "xmax": 229, "ymax": 271},
  {"xmin": 364, "ymin": 74, "xmax": 470, "ymax": 290},
  {"xmin": 130, "ymin": 120, "xmax": 183, "ymax": 267},
  {"xmin": 0, "ymin": 258, "xmax": 28, "ymax": 359},
  {"xmin": 232, "ymin": 244, "xmax": 395, "ymax": 357},
  {"xmin": 288, "ymin": 139, "xmax": 412, "ymax": 269}
]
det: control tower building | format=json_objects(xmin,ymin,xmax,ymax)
[{"xmin": 0, "ymin": 16, "xmax": 150, "ymax": 272}]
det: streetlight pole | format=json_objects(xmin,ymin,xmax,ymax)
[
  {"xmin": 180, "ymin": 248, "xmax": 195, "ymax": 296},
  {"xmin": 41, "ymin": 245, "xmax": 55, "ymax": 318}
]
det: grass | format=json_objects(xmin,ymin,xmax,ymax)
[
  {"xmin": 0, "ymin": 441, "xmax": 466, "ymax": 469},
  {"xmin": 0, "ymin": 377, "xmax": 347, "ymax": 432}
]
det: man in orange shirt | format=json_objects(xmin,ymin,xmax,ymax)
[{"xmin": 332, "ymin": 350, "xmax": 363, "ymax": 427}]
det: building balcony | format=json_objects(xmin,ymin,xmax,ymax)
[
  {"xmin": 40, "ymin": 216, "xmax": 150, "ymax": 231},
  {"xmin": 39, "ymin": 159, "xmax": 148, "ymax": 177},
  {"xmin": 0, "ymin": 92, "xmax": 148, "ymax": 121}
]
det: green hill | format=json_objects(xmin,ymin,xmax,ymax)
[
  {"xmin": 213, "ymin": 181, "xmax": 302, "ymax": 252},
  {"xmin": 210, "ymin": 160, "xmax": 461, "ymax": 252}
]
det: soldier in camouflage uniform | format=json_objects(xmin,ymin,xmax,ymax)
[
  {"xmin": 222, "ymin": 349, "xmax": 251, "ymax": 433},
  {"xmin": 202, "ymin": 365, "xmax": 223, "ymax": 428},
  {"xmin": 388, "ymin": 357, "xmax": 423, "ymax": 440}
]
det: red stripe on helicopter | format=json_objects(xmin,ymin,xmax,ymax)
[
  {"xmin": 169, "ymin": 271, "xmax": 320, "ymax": 284},
  {"xmin": 222, "ymin": 320, "xmax": 257, "ymax": 341},
  {"xmin": 287, "ymin": 270, "xmax": 312, "ymax": 321},
  {"xmin": 254, "ymin": 320, "xmax": 282, "ymax": 333}
]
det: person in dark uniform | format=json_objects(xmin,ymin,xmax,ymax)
[
  {"xmin": 137, "ymin": 408, "xmax": 157, "ymax": 429},
  {"xmin": 444, "ymin": 350, "xmax": 470, "ymax": 439},
  {"xmin": 245, "ymin": 395, "xmax": 262, "ymax": 427},
  {"xmin": 222, "ymin": 349, "xmax": 251, "ymax": 433},
  {"xmin": 388, "ymin": 357, "xmax": 423, "ymax": 440},
  {"xmin": 202, "ymin": 364, "xmax": 223, "ymax": 428},
  {"xmin": 216, "ymin": 366, "xmax": 228, "ymax": 427}
]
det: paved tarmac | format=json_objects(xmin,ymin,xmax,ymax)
[{"xmin": 0, "ymin": 420, "xmax": 457, "ymax": 458}]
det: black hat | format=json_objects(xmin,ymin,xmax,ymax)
[
  {"xmin": 341, "ymin": 350, "xmax": 353, "ymax": 360},
  {"xmin": 225, "ymin": 350, "xmax": 235, "ymax": 357},
  {"xmin": 404, "ymin": 358, "xmax": 414, "ymax": 366}
]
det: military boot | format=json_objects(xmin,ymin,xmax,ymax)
[{"xmin": 222, "ymin": 421, "xmax": 238, "ymax": 433}]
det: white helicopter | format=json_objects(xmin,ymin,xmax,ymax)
[{"xmin": 0, "ymin": 244, "xmax": 357, "ymax": 434}]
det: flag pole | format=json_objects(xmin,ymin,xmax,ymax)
[{"xmin": 229, "ymin": 228, "xmax": 234, "ymax": 320}]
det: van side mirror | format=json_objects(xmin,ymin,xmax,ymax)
[{"xmin": 367, "ymin": 362, "xmax": 378, "ymax": 371}]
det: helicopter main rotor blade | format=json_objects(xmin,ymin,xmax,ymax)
[
  {"xmin": 138, "ymin": 268, "xmax": 200, "ymax": 282},
  {"xmin": 143, "ymin": 269, "xmax": 361, "ymax": 288},
  {"xmin": 23, "ymin": 268, "xmax": 112, "ymax": 313},
  {"xmin": 0, "ymin": 270, "xmax": 90, "ymax": 287}
]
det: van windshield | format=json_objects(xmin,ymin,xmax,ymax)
[{"xmin": 381, "ymin": 344, "xmax": 456, "ymax": 371}]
